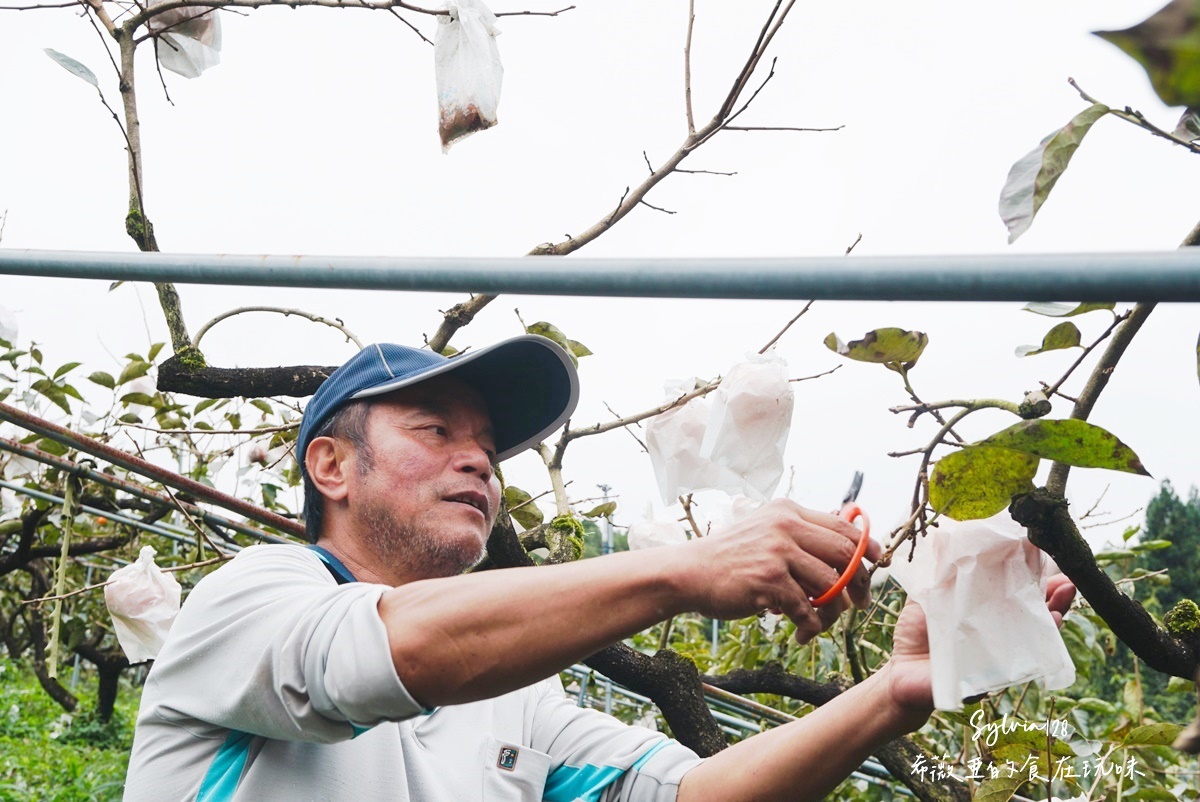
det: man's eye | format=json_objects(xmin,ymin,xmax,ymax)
[{"xmin": 426, "ymin": 425, "xmax": 448, "ymax": 436}]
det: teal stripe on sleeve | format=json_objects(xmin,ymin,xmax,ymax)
[
  {"xmin": 544, "ymin": 739, "xmax": 672, "ymax": 802},
  {"xmin": 196, "ymin": 730, "xmax": 254, "ymax": 802}
]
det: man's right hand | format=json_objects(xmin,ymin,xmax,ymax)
[{"xmin": 678, "ymin": 499, "xmax": 880, "ymax": 644}]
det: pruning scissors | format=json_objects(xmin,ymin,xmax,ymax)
[{"xmin": 810, "ymin": 471, "xmax": 872, "ymax": 608}]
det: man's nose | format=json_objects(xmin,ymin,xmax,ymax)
[{"xmin": 453, "ymin": 438, "xmax": 494, "ymax": 481}]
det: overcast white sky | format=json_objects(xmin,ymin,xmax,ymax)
[{"xmin": 1, "ymin": 0, "xmax": 1197, "ymax": 550}]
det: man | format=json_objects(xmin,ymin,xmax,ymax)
[{"xmin": 125, "ymin": 335, "xmax": 1075, "ymax": 800}]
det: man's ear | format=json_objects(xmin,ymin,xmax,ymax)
[{"xmin": 306, "ymin": 436, "xmax": 352, "ymax": 503}]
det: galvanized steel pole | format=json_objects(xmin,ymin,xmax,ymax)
[{"xmin": 2, "ymin": 248, "xmax": 1200, "ymax": 301}]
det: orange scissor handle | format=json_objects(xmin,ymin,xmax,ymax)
[{"xmin": 810, "ymin": 503, "xmax": 871, "ymax": 608}]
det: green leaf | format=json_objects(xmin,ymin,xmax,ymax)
[
  {"xmin": 999, "ymin": 103, "xmax": 1110, "ymax": 243},
  {"xmin": 503, "ymin": 486, "xmax": 544, "ymax": 530},
  {"xmin": 1123, "ymin": 524, "xmax": 1141, "ymax": 542},
  {"xmin": 525, "ymin": 322, "xmax": 578, "ymax": 367},
  {"xmin": 61, "ymin": 384, "xmax": 83, "ymax": 402},
  {"xmin": 929, "ymin": 447, "xmax": 1039, "ymax": 520},
  {"xmin": 37, "ymin": 437, "xmax": 69, "ymax": 457},
  {"xmin": 1124, "ymin": 722, "xmax": 1184, "ymax": 746},
  {"xmin": 822, "ymin": 328, "xmax": 929, "ymax": 369},
  {"xmin": 262, "ymin": 483, "xmax": 279, "ymax": 508},
  {"xmin": 30, "ymin": 379, "xmax": 70, "ymax": 414},
  {"xmin": 51, "ymin": 362, "xmax": 81, "ymax": 380},
  {"xmin": 119, "ymin": 392, "xmax": 154, "ymax": 407},
  {"xmin": 0, "ymin": 388, "xmax": 10, "ymax": 404},
  {"xmin": 1015, "ymin": 321, "xmax": 1082, "ymax": 357},
  {"xmin": 971, "ymin": 775, "xmax": 1023, "ymax": 802},
  {"xmin": 195, "ymin": 398, "xmax": 220, "ymax": 414},
  {"xmin": 250, "ymin": 399, "xmax": 273, "ymax": 416},
  {"xmin": 1095, "ymin": 2, "xmax": 1200, "ymax": 108},
  {"xmin": 988, "ymin": 723, "xmax": 1077, "ymax": 756},
  {"xmin": 117, "ymin": 413, "xmax": 142, "ymax": 424},
  {"xmin": 440, "ymin": 345, "xmax": 459, "ymax": 357},
  {"xmin": 581, "ymin": 501, "xmax": 617, "ymax": 519},
  {"xmin": 1095, "ymin": 548, "xmax": 1137, "ymax": 563},
  {"xmin": 148, "ymin": 342, "xmax": 165, "ymax": 362},
  {"xmin": 117, "ymin": 360, "xmax": 151, "ymax": 385},
  {"xmin": 194, "ymin": 421, "xmax": 213, "ymax": 431},
  {"xmin": 1130, "ymin": 538, "xmax": 1173, "ymax": 552},
  {"xmin": 87, "ymin": 371, "xmax": 116, "ymax": 389},
  {"xmin": 1167, "ymin": 675, "xmax": 1196, "ymax": 693},
  {"xmin": 567, "ymin": 339, "xmax": 593, "ymax": 358},
  {"xmin": 977, "ymin": 419, "xmax": 1150, "ymax": 476},
  {"xmin": 30, "ymin": 347, "xmax": 42, "ymax": 364},
  {"xmin": 43, "ymin": 48, "xmax": 99, "ymax": 88},
  {"xmin": 1022, "ymin": 301, "xmax": 1117, "ymax": 317},
  {"xmin": 1073, "ymin": 697, "xmax": 1118, "ymax": 715}
]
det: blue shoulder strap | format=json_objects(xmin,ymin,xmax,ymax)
[{"xmin": 306, "ymin": 545, "xmax": 357, "ymax": 585}]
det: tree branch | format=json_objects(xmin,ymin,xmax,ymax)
[{"xmin": 192, "ymin": 306, "xmax": 362, "ymax": 349}]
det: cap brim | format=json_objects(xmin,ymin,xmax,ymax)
[{"xmin": 351, "ymin": 335, "xmax": 580, "ymax": 461}]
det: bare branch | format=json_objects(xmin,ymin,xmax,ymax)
[
  {"xmin": 638, "ymin": 199, "xmax": 676, "ymax": 215},
  {"xmin": 562, "ymin": 381, "xmax": 718, "ymax": 444},
  {"xmin": 23, "ymin": 554, "xmax": 228, "ymax": 605},
  {"xmin": 1069, "ymin": 77, "xmax": 1200, "ymax": 156},
  {"xmin": 758, "ymin": 301, "xmax": 813, "ymax": 354},
  {"xmin": 723, "ymin": 125, "xmax": 844, "ymax": 133},
  {"xmin": 192, "ymin": 306, "xmax": 363, "ymax": 349},
  {"xmin": 845, "ymin": 233, "xmax": 862, "ymax": 254},
  {"xmin": 676, "ymin": 168, "xmax": 737, "ymax": 176},
  {"xmin": 684, "ymin": 0, "xmax": 696, "ymax": 135},
  {"xmin": 494, "ymin": 4, "xmax": 574, "ymax": 16},
  {"xmin": 388, "ymin": 7, "xmax": 433, "ymax": 45},
  {"xmin": 789, "ymin": 365, "xmax": 840, "ymax": 383},
  {"xmin": 118, "ymin": 421, "xmax": 298, "ymax": 436},
  {"xmin": 1042, "ymin": 309, "xmax": 1131, "ymax": 400}
]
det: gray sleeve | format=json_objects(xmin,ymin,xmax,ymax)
[
  {"xmin": 531, "ymin": 676, "xmax": 705, "ymax": 802},
  {"xmin": 141, "ymin": 545, "xmax": 424, "ymax": 743}
]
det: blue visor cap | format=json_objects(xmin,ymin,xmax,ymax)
[{"xmin": 297, "ymin": 335, "xmax": 580, "ymax": 472}]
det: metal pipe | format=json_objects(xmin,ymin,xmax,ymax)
[
  {"xmin": 0, "ymin": 402, "xmax": 305, "ymax": 538},
  {"xmin": 3, "ymin": 248, "xmax": 1200, "ymax": 301},
  {"xmin": 0, "ymin": 479, "xmax": 223, "ymax": 545},
  {"xmin": 0, "ymin": 437, "xmax": 287, "ymax": 544}
]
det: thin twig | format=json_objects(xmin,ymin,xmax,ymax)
[
  {"xmin": 192, "ymin": 306, "xmax": 363, "ymax": 349},
  {"xmin": 388, "ymin": 7, "xmax": 433, "ymax": 45},
  {"xmin": 495, "ymin": 4, "xmax": 574, "ymax": 16},
  {"xmin": 675, "ymin": 168, "xmax": 737, "ymax": 176},
  {"xmin": 118, "ymin": 421, "xmax": 298, "ymax": 436},
  {"xmin": 723, "ymin": 125, "xmax": 844, "ymax": 133},
  {"xmin": 639, "ymin": 199, "xmax": 677, "ymax": 215},
  {"xmin": 1069, "ymin": 77, "xmax": 1200, "ymax": 156},
  {"xmin": 603, "ymin": 402, "xmax": 649, "ymax": 452},
  {"xmin": 1042, "ymin": 310, "xmax": 1131, "ymax": 399},
  {"xmin": 845, "ymin": 233, "xmax": 862, "ymax": 255},
  {"xmin": 684, "ymin": 0, "xmax": 696, "ymax": 135},
  {"xmin": 679, "ymin": 494, "xmax": 705, "ymax": 538},
  {"xmin": 789, "ymin": 365, "xmax": 840, "ymax": 383},
  {"xmin": 23, "ymin": 554, "xmax": 229, "ymax": 604},
  {"xmin": 759, "ymin": 301, "xmax": 814, "ymax": 353}
]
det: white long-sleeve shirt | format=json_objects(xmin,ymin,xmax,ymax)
[{"xmin": 124, "ymin": 544, "xmax": 702, "ymax": 801}]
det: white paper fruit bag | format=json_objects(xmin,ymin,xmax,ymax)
[
  {"xmin": 435, "ymin": 0, "xmax": 503, "ymax": 151},
  {"xmin": 104, "ymin": 545, "xmax": 181, "ymax": 663}
]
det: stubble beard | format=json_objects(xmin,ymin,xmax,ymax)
[{"xmin": 358, "ymin": 500, "xmax": 487, "ymax": 581}]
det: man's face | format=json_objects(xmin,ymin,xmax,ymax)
[{"xmin": 346, "ymin": 376, "xmax": 502, "ymax": 580}]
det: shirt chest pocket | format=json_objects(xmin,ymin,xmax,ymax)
[{"xmin": 482, "ymin": 736, "xmax": 552, "ymax": 801}]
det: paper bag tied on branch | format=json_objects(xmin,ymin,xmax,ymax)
[
  {"xmin": 435, "ymin": 0, "xmax": 503, "ymax": 151},
  {"xmin": 889, "ymin": 513, "xmax": 1075, "ymax": 711},
  {"xmin": 147, "ymin": 0, "xmax": 222, "ymax": 80},
  {"xmin": 645, "ymin": 352, "xmax": 794, "ymax": 505},
  {"xmin": 104, "ymin": 545, "xmax": 181, "ymax": 663}
]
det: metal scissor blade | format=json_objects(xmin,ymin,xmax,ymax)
[{"xmin": 842, "ymin": 471, "xmax": 864, "ymax": 505}]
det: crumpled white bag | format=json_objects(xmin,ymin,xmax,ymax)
[
  {"xmin": 0, "ymin": 305, "xmax": 17, "ymax": 344},
  {"xmin": 435, "ymin": 0, "xmax": 503, "ymax": 151},
  {"xmin": 646, "ymin": 379, "xmax": 730, "ymax": 505},
  {"xmin": 104, "ymin": 545, "xmax": 181, "ymax": 663},
  {"xmin": 889, "ymin": 513, "xmax": 1075, "ymax": 711},
  {"xmin": 148, "ymin": 1, "xmax": 222, "ymax": 80},
  {"xmin": 699, "ymin": 351, "xmax": 793, "ymax": 500},
  {"xmin": 626, "ymin": 505, "xmax": 688, "ymax": 551}
]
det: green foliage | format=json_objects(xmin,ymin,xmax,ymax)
[
  {"xmin": 1022, "ymin": 301, "xmax": 1117, "ymax": 318},
  {"xmin": 0, "ymin": 662, "xmax": 132, "ymax": 800},
  {"xmin": 977, "ymin": 419, "xmax": 1150, "ymax": 476},
  {"xmin": 1095, "ymin": 0, "xmax": 1200, "ymax": 108},
  {"xmin": 503, "ymin": 485, "xmax": 544, "ymax": 530}
]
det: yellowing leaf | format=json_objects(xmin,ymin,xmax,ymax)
[
  {"xmin": 930, "ymin": 447, "xmax": 1039, "ymax": 520},
  {"xmin": 526, "ymin": 321, "xmax": 578, "ymax": 367},
  {"xmin": 823, "ymin": 328, "xmax": 928, "ymax": 369},
  {"xmin": 1124, "ymin": 722, "xmax": 1185, "ymax": 745},
  {"xmin": 999, "ymin": 104, "xmax": 1110, "ymax": 243},
  {"xmin": 977, "ymin": 419, "xmax": 1150, "ymax": 476},
  {"xmin": 503, "ymin": 485, "xmax": 544, "ymax": 530}
]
